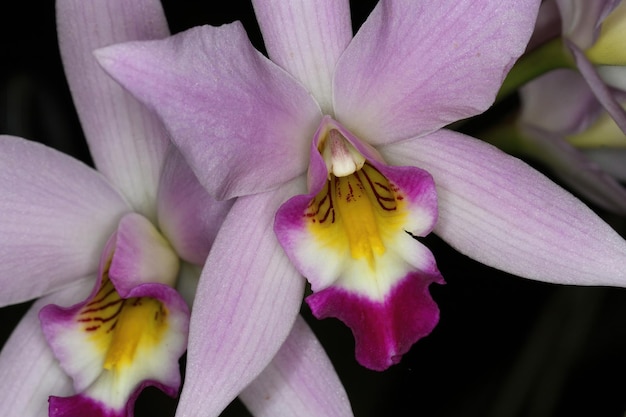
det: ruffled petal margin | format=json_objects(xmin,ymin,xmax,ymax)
[{"xmin": 275, "ymin": 117, "xmax": 443, "ymax": 369}]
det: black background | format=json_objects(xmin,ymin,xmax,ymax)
[{"xmin": 2, "ymin": 1, "xmax": 626, "ymax": 416}]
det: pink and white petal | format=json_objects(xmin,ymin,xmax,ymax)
[
  {"xmin": 176, "ymin": 180, "xmax": 306, "ymax": 417},
  {"xmin": 380, "ymin": 129, "xmax": 626, "ymax": 287},
  {"xmin": 240, "ymin": 316, "xmax": 353, "ymax": 417},
  {"xmin": 96, "ymin": 23, "xmax": 322, "ymax": 200},
  {"xmin": 47, "ymin": 284, "xmax": 189, "ymax": 417},
  {"xmin": 567, "ymin": 41, "xmax": 626, "ymax": 134},
  {"xmin": 333, "ymin": 0, "xmax": 540, "ymax": 145},
  {"xmin": 109, "ymin": 212, "xmax": 180, "ymax": 294},
  {"xmin": 307, "ymin": 264, "xmax": 442, "ymax": 371},
  {"xmin": 0, "ymin": 136, "xmax": 129, "ymax": 306},
  {"xmin": 157, "ymin": 146, "xmax": 233, "ymax": 266},
  {"xmin": 0, "ymin": 278, "xmax": 93, "ymax": 417},
  {"xmin": 520, "ymin": 126, "xmax": 626, "ymax": 214},
  {"xmin": 556, "ymin": 0, "xmax": 620, "ymax": 48},
  {"xmin": 57, "ymin": 0, "xmax": 171, "ymax": 217},
  {"xmin": 251, "ymin": 0, "xmax": 352, "ymax": 114},
  {"xmin": 519, "ymin": 69, "xmax": 602, "ymax": 135},
  {"xmin": 41, "ymin": 278, "xmax": 189, "ymax": 411}
]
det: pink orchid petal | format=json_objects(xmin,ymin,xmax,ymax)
[
  {"xmin": 566, "ymin": 41, "xmax": 626, "ymax": 134},
  {"xmin": 57, "ymin": 0, "xmax": 171, "ymax": 216},
  {"xmin": 0, "ymin": 278, "xmax": 92, "ymax": 417},
  {"xmin": 96, "ymin": 23, "xmax": 322, "ymax": 200},
  {"xmin": 308, "ymin": 266, "xmax": 442, "ymax": 371},
  {"xmin": 333, "ymin": 0, "xmax": 540, "ymax": 144},
  {"xmin": 556, "ymin": 0, "xmax": 620, "ymax": 48},
  {"xmin": 0, "ymin": 136, "xmax": 129, "ymax": 306},
  {"xmin": 380, "ymin": 129, "xmax": 626, "ymax": 286},
  {"xmin": 520, "ymin": 69, "xmax": 602, "ymax": 135},
  {"xmin": 109, "ymin": 212, "xmax": 180, "ymax": 294},
  {"xmin": 176, "ymin": 180, "xmax": 306, "ymax": 417},
  {"xmin": 520, "ymin": 126, "xmax": 626, "ymax": 214},
  {"xmin": 251, "ymin": 0, "xmax": 352, "ymax": 114},
  {"xmin": 156, "ymin": 146, "xmax": 233, "ymax": 265},
  {"xmin": 240, "ymin": 316, "xmax": 353, "ymax": 417}
]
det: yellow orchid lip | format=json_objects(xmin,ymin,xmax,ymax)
[
  {"xmin": 39, "ymin": 214, "xmax": 190, "ymax": 416},
  {"xmin": 274, "ymin": 115, "xmax": 442, "ymax": 371},
  {"xmin": 77, "ymin": 274, "xmax": 170, "ymax": 371}
]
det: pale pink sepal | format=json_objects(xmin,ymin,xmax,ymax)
[
  {"xmin": 240, "ymin": 316, "xmax": 353, "ymax": 417},
  {"xmin": 333, "ymin": 0, "xmax": 540, "ymax": 145},
  {"xmin": 0, "ymin": 279, "xmax": 92, "ymax": 417},
  {"xmin": 96, "ymin": 23, "xmax": 322, "ymax": 200},
  {"xmin": 0, "ymin": 135, "xmax": 129, "ymax": 306},
  {"xmin": 381, "ymin": 129, "xmax": 626, "ymax": 287},
  {"xmin": 156, "ymin": 146, "xmax": 233, "ymax": 266},
  {"xmin": 251, "ymin": 0, "xmax": 352, "ymax": 114},
  {"xmin": 56, "ymin": 0, "xmax": 171, "ymax": 217},
  {"xmin": 175, "ymin": 180, "xmax": 306, "ymax": 417}
]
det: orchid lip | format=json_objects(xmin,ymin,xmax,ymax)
[
  {"xmin": 39, "ymin": 215, "xmax": 190, "ymax": 416},
  {"xmin": 275, "ymin": 115, "xmax": 442, "ymax": 369}
]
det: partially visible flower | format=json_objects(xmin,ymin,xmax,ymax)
[
  {"xmin": 513, "ymin": 68, "xmax": 626, "ymax": 214},
  {"xmin": 0, "ymin": 1, "xmax": 353, "ymax": 417},
  {"xmin": 503, "ymin": 0, "xmax": 626, "ymax": 131},
  {"xmin": 98, "ymin": 1, "xmax": 626, "ymax": 413}
]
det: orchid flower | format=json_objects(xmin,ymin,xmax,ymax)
[
  {"xmin": 0, "ymin": 1, "xmax": 353, "ymax": 417},
  {"xmin": 512, "ymin": 68, "xmax": 626, "ymax": 214},
  {"xmin": 97, "ymin": 0, "xmax": 626, "ymax": 413},
  {"xmin": 501, "ymin": 0, "xmax": 626, "ymax": 132}
]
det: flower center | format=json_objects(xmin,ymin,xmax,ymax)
[
  {"xmin": 78, "ymin": 268, "xmax": 169, "ymax": 371},
  {"xmin": 307, "ymin": 129, "xmax": 403, "ymax": 267}
]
